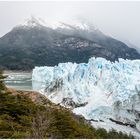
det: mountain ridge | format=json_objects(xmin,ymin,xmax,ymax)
[{"xmin": 0, "ymin": 16, "xmax": 140, "ymax": 70}]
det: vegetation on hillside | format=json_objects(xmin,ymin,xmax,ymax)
[{"xmin": 0, "ymin": 71, "xmax": 134, "ymax": 138}]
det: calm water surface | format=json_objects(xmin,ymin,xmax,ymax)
[{"xmin": 4, "ymin": 71, "xmax": 32, "ymax": 91}]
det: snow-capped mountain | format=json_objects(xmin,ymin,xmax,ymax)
[
  {"xmin": 32, "ymin": 57, "xmax": 140, "ymax": 137},
  {"xmin": 17, "ymin": 16, "xmax": 47, "ymax": 28},
  {"xmin": 16, "ymin": 16, "xmax": 97, "ymax": 31},
  {"xmin": 0, "ymin": 16, "xmax": 140, "ymax": 70}
]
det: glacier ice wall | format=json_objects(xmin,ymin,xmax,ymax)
[{"xmin": 32, "ymin": 57, "xmax": 140, "ymax": 133}]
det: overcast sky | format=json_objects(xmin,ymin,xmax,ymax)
[{"xmin": 0, "ymin": 1, "xmax": 140, "ymax": 50}]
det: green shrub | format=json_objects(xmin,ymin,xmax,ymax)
[{"xmin": 0, "ymin": 71, "xmax": 134, "ymax": 139}]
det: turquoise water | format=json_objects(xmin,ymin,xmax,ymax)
[{"xmin": 4, "ymin": 71, "xmax": 32, "ymax": 91}]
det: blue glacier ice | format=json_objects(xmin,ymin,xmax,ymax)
[
  {"xmin": 32, "ymin": 57, "xmax": 140, "ymax": 103},
  {"xmin": 32, "ymin": 57, "xmax": 140, "ymax": 136}
]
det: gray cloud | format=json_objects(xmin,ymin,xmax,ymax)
[{"xmin": 0, "ymin": 1, "xmax": 140, "ymax": 49}]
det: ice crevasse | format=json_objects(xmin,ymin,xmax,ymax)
[{"xmin": 32, "ymin": 57, "xmax": 140, "ymax": 135}]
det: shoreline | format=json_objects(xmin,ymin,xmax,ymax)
[
  {"xmin": 4, "ymin": 70, "xmax": 32, "ymax": 74},
  {"xmin": 4, "ymin": 71, "xmax": 32, "ymax": 91}
]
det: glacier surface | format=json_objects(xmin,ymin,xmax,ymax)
[{"xmin": 32, "ymin": 57, "xmax": 140, "ymax": 137}]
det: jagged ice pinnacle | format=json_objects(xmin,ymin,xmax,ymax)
[{"xmin": 32, "ymin": 57, "xmax": 140, "ymax": 137}]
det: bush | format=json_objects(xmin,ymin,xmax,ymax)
[{"xmin": 0, "ymin": 71, "xmax": 134, "ymax": 139}]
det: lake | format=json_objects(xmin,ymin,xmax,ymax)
[{"xmin": 4, "ymin": 71, "xmax": 32, "ymax": 91}]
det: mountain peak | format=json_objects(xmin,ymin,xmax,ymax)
[
  {"xmin": 18, "ymin": 16, "xmax": 47, "ymax": 28},
  {"xmin": 16, "ymin": 16, "xmax": 98, "ymax": 32}
]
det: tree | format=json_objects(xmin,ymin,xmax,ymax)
[
  {"xmin": 0, "ymin": 71, "xmax": 7, "ymax": 91},
  {"xmin": 29, "ymin": 108, "xmax": 53, "ymax": 138}
]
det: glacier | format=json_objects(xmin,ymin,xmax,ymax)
[{"xmin": 32, "ymin": 57, "xmax": 140, "ymax": 137}]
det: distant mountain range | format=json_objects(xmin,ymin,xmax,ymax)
[{"xmin": 0, "ymin": 16, "xmax": 140, "ymax": 70}]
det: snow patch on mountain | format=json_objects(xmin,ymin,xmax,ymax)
[
  {"xmin": 16, "ymin": 16, "xmax": 98, "ymax": 32},
  {"xmin": 17, "ymin": 16, "xmax": 47, "ymax": 28},
  {"xmin": 32, "ymin": 57, "xmax": 140, "ymax": 137}
]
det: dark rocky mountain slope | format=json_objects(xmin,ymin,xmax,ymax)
[{"xmin": 0, "ymin": 17, "xmax": 139, "ymax": 70}]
